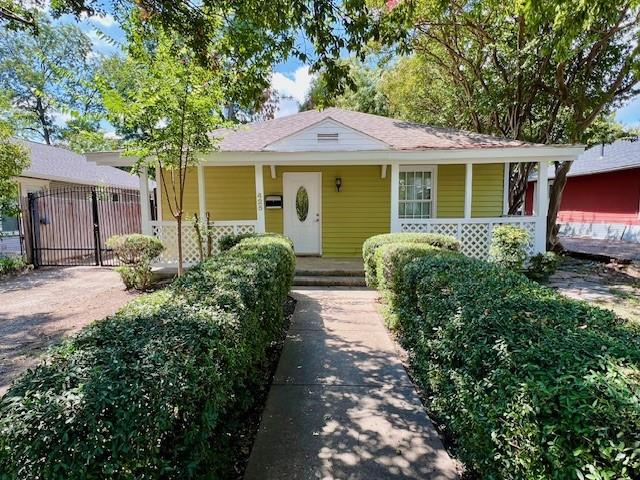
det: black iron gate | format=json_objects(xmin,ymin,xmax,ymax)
[{"xmin": 27, "ymin": 186, "xmax": 143, "ymax": 267}]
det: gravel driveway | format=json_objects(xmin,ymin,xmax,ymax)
[{"xmin": 0, "ymin": 267, "xmax": 138, "ymax": 395}]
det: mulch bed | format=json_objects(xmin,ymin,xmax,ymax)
[{"xmin": 230, "ymin": 295, "xmax": 297, "ymax": 479}]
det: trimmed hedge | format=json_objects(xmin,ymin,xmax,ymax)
[
  {"xmin": 0, "ymin": 234, "xmax": 295, "ymax": 479},
  {"xmin": 383, "ymin": 251, "xmax": 640, "ymax": 479},
  {"xmin": 374, "ymin": 242, "xmax": 449, "ymax": 295},
  {"xmin": 362, "ymin": 232, "xmax": 460, "ymax": 287}
]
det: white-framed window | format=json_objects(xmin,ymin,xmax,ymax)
[{"xmin": 398, "ymin": 166, "xmax": 436, "ymax": 219}]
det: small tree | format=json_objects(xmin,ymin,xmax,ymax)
[
  {"xmin": 100, "ymin": 33, "xmax": 224, "ymax": 276},
  {"xmin": 0, "ymin": 92, "xmax": 29, "ymax": 232}
]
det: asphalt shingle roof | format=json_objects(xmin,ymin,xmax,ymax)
[
  {"xmin": 565, "ymin": 139, "xmax": 640, "ymax": 176},
  {"xmin": 17, "ymin": 139, "xmax": 142, "ymax": 190},
  {"xmin": 213, "ymin": 107, "xmax": 532, "ymax": 151}
]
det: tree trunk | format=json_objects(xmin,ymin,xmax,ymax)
[
  {"xmin": 546, "ymin": 160, "xmax": 572, "ymax": 251},
  {"xmin": 35, "ymin": 96, "xmax": 51, "ymax": 145},
  {"xmin": 176, "ymin": 214, "xmax": 184, "ymax": 277}
]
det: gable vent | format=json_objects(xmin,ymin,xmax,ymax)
[{"xmin": 317, "ymin": 132, "xmax": 339, "ymax": 143}]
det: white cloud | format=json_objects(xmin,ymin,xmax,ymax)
[
  {"xmin": 271, "ymin": 66, "xmax": 313, "ymax": 104},
  {"xmin": 52, "ymin": 110, "xmax": 72, "ymax": 126},
  {"xmin": 88, "ymin": 13, "xmax": 116, "ymax": 28},
  {"xmin": 275, "ymin": 98, "xmax": 301, "ymax": 118}
]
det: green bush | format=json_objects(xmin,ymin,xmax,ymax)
[
  {"xmin": 526, "ymin": 251, "xmax": 563, "ymax": 281},
  {"xmin": 0, "ymin": 256, "xmax": 27, "ymax": 276},
  {"xmin": 362, "ymin": 232, "xmax": 460, "ymax": 287},
  {"xmin": 384, "ymin": 251, "xmax": 640, "ymax": 479},
  {"xmin": 106, "ymin": 234, "xmax": 164, "ymax": 290},
  {"xmin": 218, "ymin": 232, "xmax": 257, "ymax": 251},
  {"xmin": 488, "ymin": 224, "xmax": 530, "ymax": 271},
  {"xmin": 374, "ymin": 242, "xmax": 452, "ymax": 295},
  {"xmin": 0, "ymin": 234, "xmax": 295, "ymax": 479}
]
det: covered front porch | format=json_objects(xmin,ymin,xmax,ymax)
[{"xmin": 132, "ymin": 150, "xmax": 563, "ymax": 267}]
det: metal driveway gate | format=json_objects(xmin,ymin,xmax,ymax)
[{"xmin": 27, "ymin": 186, "xmax": 142, "ymax": 267}]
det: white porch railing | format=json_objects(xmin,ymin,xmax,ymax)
[
  {"xmin": 150, "ymin": 220, "xmax": 257, "ymax": 267},
  {"xmin": 399, "ymin": 216, "xmax": 538, "ymax": 259}
]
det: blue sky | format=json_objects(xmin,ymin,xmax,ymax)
[{"xmin": 61, "ymin": 13, "xmax": 640, "ymax": 125}]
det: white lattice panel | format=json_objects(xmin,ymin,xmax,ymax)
[
  {"xmin": 431, "ymin": 223, "xmax": 459, "ymax": 238},
  {"xmin": 460, "ymin": 223, "xmax": 490, "ymax": 258},
  {"xmin": 399, "ymin": 219, "xmax": 538, "ymax": 260},
  {"xmin": 401, "ymin": 223, "xmax": 430, "ymax": 233},
  {"xmin": 152, "ymin": 223, "xmax": 201, "ymax": 266},
  {"xmin": 151, "ymin": 221, "xmax": 256, "ymax": 265}
]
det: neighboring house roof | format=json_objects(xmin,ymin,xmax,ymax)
[
  {"xmin": 16, "ymin": 139, "xmax": 143, "ymax": 190},
  {"xmin": 212, "ymin": 107, "xmax": 533, "ymax": 151},
  {"xmin": 532, "ymin": 139, "xmax": 640, "ymax": 180}
]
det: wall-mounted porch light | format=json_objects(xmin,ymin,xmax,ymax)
[{"xmin": 335, "ymin": 177, "xmax": 342, "ymax": 192}]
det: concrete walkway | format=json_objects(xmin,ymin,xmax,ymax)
[{"xmin": 245, "ymin": 288, "xmax": 458, "ymax": 480}]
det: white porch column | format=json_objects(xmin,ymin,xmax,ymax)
[
  {"xmin": 155, "ymin": 165, "xmax": 162, "ymax": 222},
  {"xmin": 139, "ymin": 166, "xmax": 152, "ymax": 235},
  {"xmin": 502, "ymin": 162, "xmax": 510, "ymax": 215},
  {"xmin": 390, "ymin": 163, "xmax": 400, "ymax": 232},
  {"xmin": 197, "ymin": 165, "xmax": 206, "ymax": 221},
  {"xmin": 254, "ymin": 165, "xmax": 266, "ymax": 233},
  {"xmin": 464, "ymin": 163, "xmax": 473, "ymax": 218},
  {"xmin": 534, "ymin": 161, "xmax": 549, "ymax": 253}
]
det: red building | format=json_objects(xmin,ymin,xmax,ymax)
[{"xmin": 526, "ymin": 140, "xmax": 640, "ymax": 242}]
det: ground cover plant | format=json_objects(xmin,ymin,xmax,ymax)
[
  {"xmin": 0, "ymin": 234, "xmax": 295, "ymax": 479},
  {"xmin": 0, "ymin": 255, "xmax": 28, "ymax": 277},
  {"xmin": 375, "ymin": 245, "xmax": 640, "ymax": 479},
  {"xmin": 362, "ymin": 232, "xmax": 460, "ymax": 287}
]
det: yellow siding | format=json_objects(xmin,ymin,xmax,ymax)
[
  {"xmin": 160, "ymin": 167, "xmax": 199, "ymax": 221},
  {"xmin": 437, "ymin": 165, "xmax": 465, "ymax": 218},
  {"xmin": 263, "ymin": 166, "xmax": 390, "ymax": 257},
  {"xmin": 204, "ymin": 166, "xmax": 256, "ymax": 221},
  {"xmin": 472, "ymin": 163, "xmax": 504, "ymax": 217}
]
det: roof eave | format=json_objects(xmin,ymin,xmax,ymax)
[{"xmin": 89, "ymin": 144, "xmax": 584, "ymax": 167}]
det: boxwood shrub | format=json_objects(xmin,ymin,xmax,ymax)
[
  {"xmin": 384, "ymin": 252, "xmax": 640, "ymax": 479},
  {"xmin": 0, "ymin": 234, "xmax": 295, "ymax": 480},
  {"xmin": 362, "ymin": 232, "xmax": 460, "ymax": 287}
]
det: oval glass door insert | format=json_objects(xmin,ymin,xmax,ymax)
[{"xmin": 296, "ymin": 186, "xmax": 309, "ymax": 221}]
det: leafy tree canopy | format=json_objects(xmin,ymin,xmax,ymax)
[
  {"xmin": 3, "ymin": 0, "xmax": 390, "ymax": 95},
  {"xmin": 0, "ymin": 13, "xmax": 104, "ymax": 145},
  {"xmin": 300, "ymin": 57, "xmax": 390, "ymax": 116},
  {"xmin": 0, "ymin": 92, "xmax": 29, "ymax": 226}
]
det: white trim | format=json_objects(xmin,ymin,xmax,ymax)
[
  {"xmin": 197, "ymin": 165, "xmax": 206, "ymax": 222},
  {"xmin": 502, "ymin": 162, "xmax": 510, "ymax": 215},
  {"xmin": 535, "ymin": 161, "xmax": 549, "ymax": 253},
  {"xmin": 390, "ymin": 163, "xmax": 400, "ymax": 232},
  {"xmin": 155, "ymin": 165, "xmax": 162, "ymax": 222},
  {"xmin": 263, "ymin": 117, "xmax": 391, "ymax": 151},
  {"xmin": 269, "ymin": 165, "xmax": 277, "ymax": 179},
  {"xmin": 139, "ymin": 167, "xmax": 152, "ymax": 235},
  {"xmin": 254, "ymin": 165, "xmax": 266, "ymax": 233},
  {"xmin": 397, "ymin": 165, "xmax": 438, "ymax": 220},
  {"xmin": 89, "ymin": 146, "xmax": 585, "ymax": 167},
  {"xmin": 381, "ymin": 164, "xmax": 387, "ymax": 179},
  {"xmin": 16, "ymin": 172, "xmax": 137, "ymax": 190},
  {"xmin": 400, "ymin": 216, "xmax": 536, "ymax": 225},
  {"xmin": 464, "ymin": 163, "xmax": 473, "ymax": 219}
]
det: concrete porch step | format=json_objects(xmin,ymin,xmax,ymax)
[
  {"xmin": 294, "ymin": 268, "xmax": 365, "ymax": 277},
  {"xmin": 293, "ymin": 275, "xmax": 367, "ymax": 287}
]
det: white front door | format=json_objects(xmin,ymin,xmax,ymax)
[{"xmin": 283, "ymin": 172, "xmax": 321, "ymax": 255}]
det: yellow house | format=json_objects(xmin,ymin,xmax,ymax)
[{"xmin": 89, "ymin": 108, "xmax": 583, "ymax": 266}]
